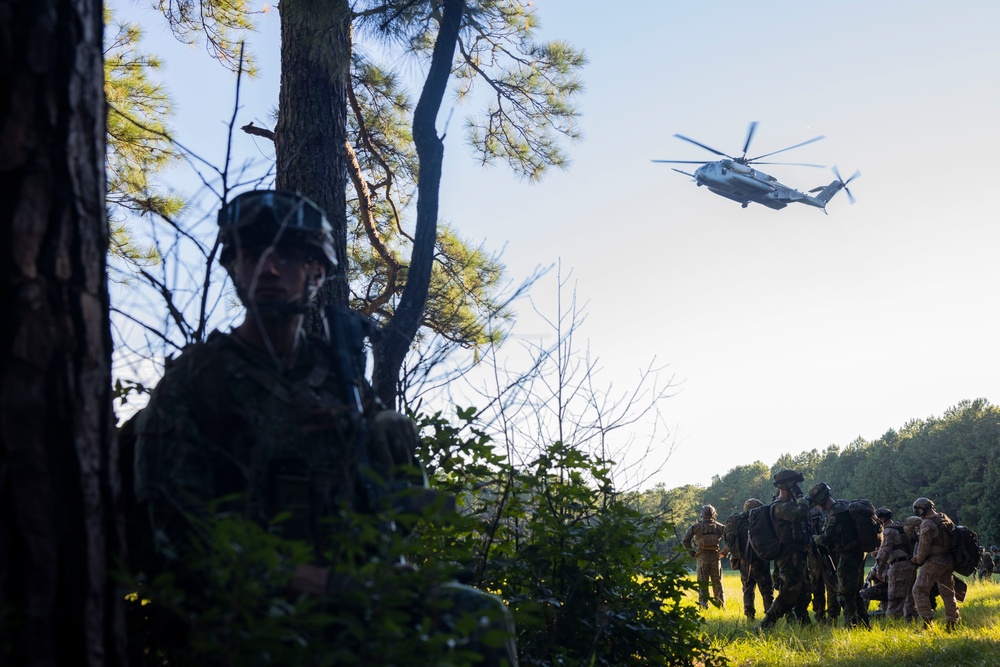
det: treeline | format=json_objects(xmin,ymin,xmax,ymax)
[{"xmin": 634, "ymin": 398, "xmax": 1000, "ymax": 549}]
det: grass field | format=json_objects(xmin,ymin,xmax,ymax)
[{"xmin": 691, "ymin": 569, "xmax": 1000, "ymax": 666}]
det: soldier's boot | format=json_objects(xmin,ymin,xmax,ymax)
[
  {"xmin": 762, "ymin": 594, "xmax": 774, "ymax": 614},
  {"xmin": 919, "ymin": 618, "xmax": 933, "ymax": 631},
  {"xmin": 946, "ymin": 620, "xmax": 958, "ymax": 633},
  {"xmin": 754, "ymin": 611, "xmax": 780, "ymax": 633}
]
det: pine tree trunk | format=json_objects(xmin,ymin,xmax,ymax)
[
  {"xmin": 275, "ymin": 0, "xmax": 352, "ymax": 313},
  {"xmin": 0, "ymin": 0, "xmax": 125, "ymax": 665}
]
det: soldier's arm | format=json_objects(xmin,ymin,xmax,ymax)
[
  {"xmin": 913, "ymin": 520, "xmax": 936, "ymax": 564},
  {"xmin": 133, "ymin": 361, "xmax": 220, "ymax": 555},
  {"xmin": 682, "ymin": 525, "xmax": 695, "ymax": 551}
]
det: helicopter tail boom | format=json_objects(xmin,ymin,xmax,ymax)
[{"xmin": 812, "ymin": 179, "xmax": 845, "ymax": 206}]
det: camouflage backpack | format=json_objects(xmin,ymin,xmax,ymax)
[
  {"xmin": 845, "ymin": 499, "xmax": 883, "ymax": 552},
  {"xmin": 747, "ymin": 504, "xmax": 782, "ymax": 560},
  {"xmin": 723, "ymin": 512, "xmax": 749, "ymax": 569},
  {"xmin": 950, "ymin": 525, "xmax": 980, "ymax": 577}
]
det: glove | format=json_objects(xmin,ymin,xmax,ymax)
[{"xmin": 812, "ymin": 534, "xmax": 823, "ymax": 546}]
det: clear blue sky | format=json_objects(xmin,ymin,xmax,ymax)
[{"xmin": 123, "ymin": 1, "xmax": 1000, "ymax": 490}]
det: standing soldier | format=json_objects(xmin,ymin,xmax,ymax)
[
  {"xmin": 132, "ymin": 190, "xmax": 518, "ymax": 664},
  {"xmin": 683, "ymin": 505, "xmax": 728, "ymax": 608},
  {"xmin": 730, "ymin": 498, "xmax": 775, "ymax": 621},
  {"xmin": 807, "ymin": 505, "xmax": 841, "ymax": 625},
  {"xmin": 874, "ymin": 508, "xmax": 917, "ymax": 621},
  {"xmin": 910, "ymin": 497, "xmax": 960, "ymax": 631},
  {"xmin": 755, "ymin": 470, "xmax": 812, "ymax": 631},
  {"xmin": 991, "ymin": 546, "xmax": 1000, "ymax": 580},
  {"xmin": 975, "ymin": 546, "xmax": 994, "ymax": 581},
  {"xmin": 807, "ymin": 483, "xmax": 871, "ymax": 629}
]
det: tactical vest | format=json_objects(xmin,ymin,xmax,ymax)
[
  {"xmin": 926, "ymin": 513, "xmax": 954, "ymax": 555},
  {"xmin": 696, "ymin": 520, "xmax": 723, "ymax": 551}
]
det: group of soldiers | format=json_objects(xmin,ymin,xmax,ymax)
[
  {"xmin": 975, "ymin": 544, "xmax": 1000, "ymax": 580},
  {"xmin": 682, "ymin": 469, "xmax": 966, "ymax": 632}
]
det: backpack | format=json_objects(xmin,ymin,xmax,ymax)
[
  {"xmin": 698, "ymin": 521, "xmax": 722, "ymax": 550},
  {"xmin": 950, "ymin": 525, "xmax": 980, "ymax": 577},
  {"xmin": 846, "ymin": 499, "xmax": 883, "ymax": 552},
  {"xmin": 748, "ymin": 504, "xmax": 782, "ymax": 560},
  {"xmin": 724, "ymin": 512, "xmax": 749, "ymax": 569}
]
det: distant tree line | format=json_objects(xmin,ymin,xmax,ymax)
[{"xmin": 633, "ymin": 398, "xmax": 1000, "ymax": 552}]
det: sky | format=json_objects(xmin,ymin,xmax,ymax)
[{"xmin": 120, "ymin": 0, "xmax": 1000, "ymax": 491}]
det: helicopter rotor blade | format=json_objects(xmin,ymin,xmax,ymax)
[
  {"xmin": 753, "ymin": 161, "xmax": 827, "ymax": 169},
  {"xmin": 673, "ymin": 134, "xmax": 733, "ymax": 159},
  {"xmin": 741, "ymin": 121, "xmax": 759, "ymax": 160},
  {"xmin": 749, "ymin": 134, "xmax": 826, "ymax": 162},
  {"xmin": 651, "ymin": 159, "xmax": 712, "ymax": 164}
]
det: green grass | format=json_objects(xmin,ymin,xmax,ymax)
[{"xmin": 690, "ymin": 569, "xmax": 1000, "ymax": 666}]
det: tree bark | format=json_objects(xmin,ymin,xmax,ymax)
[
  {"xmin": 0, "ymin": 0, "xmax": 125, "ymax": 665},
  {"xmin": 371, "ymin": 0, "xmax": 465, "ymax": 407},
  {"xmin": 275, "ymin": 0, "xmax": 352, "ymax": 316}
]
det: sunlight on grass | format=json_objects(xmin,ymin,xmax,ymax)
[{"xmin": 681, "ymin": 569, "xmax": 1000, "ymax": 666}]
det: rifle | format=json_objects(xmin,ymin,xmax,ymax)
[
  {"xmin": 322, "ymin": 304, "xmax": 381, "ymax": 510},
  {"xmin": 807, "ymin": 510, "xmax": 838, "ymax": 581},
  {"xmin": 322, "ymin": 305, "xmax": 454, "ymax": 523}
]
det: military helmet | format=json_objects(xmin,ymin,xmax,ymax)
[
  {"xmin": 991, "ymin": 545, "xmax": 998, "ymax": 552},
  {"xmin": 912, "ymin": 497, "xmax": 936, "ymax": 516},
  {"xmin": 217, "ymin": 190, "xmax": 338, "ymax": 270},
  {"xmin": 772, "ymin": 469, "xmax": 804, "ymax": 489},
  {"xmin": 743, "ymin": 498, "xmax": 763, "ymax": 511},
  {"xmin": 807, "ymin": 482, "xmax": 832, "ymax": 504},
  {"xmin": 903, "ymin": 515, "xmax": 922, "ymax": 538},
  {"xmin": 875, "ymin": 507, "xmax": 893, "ymax": 520},
  {"xmin": 701, "ymin": 504, "xmax": 717, "ymax": 519}
]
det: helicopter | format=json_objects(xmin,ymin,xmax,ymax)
[{"xmin": 652, "ymin": 122, "xmax": 859, "ymax": 213}]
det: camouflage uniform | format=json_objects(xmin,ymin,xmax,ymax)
[
  {"xmin": 806, "ymin": 507, "xmax": 841, "ymax": 623},
  {"xmin": 757, "ymin": 480, "xmax": 812, "ymax": 629},
  {"xmin": 813, "ymin": 499, "xmax": 870, "ymax": 629},
  {"xmin": 731, "ymin": 507, "xmax": 774, "ymax": 620},
  {"xmin": 682, "ymin": 512, "xmax": 727, "ymax": 607},
  {"xmin": 976, "ymin": 547, "xmax": 995, "ymax": 580},
  {"xmin": 874, "ymin": 522, "xmax": 916, "ymax": 620},
  {"xmin": 134, "ymin": 332, "xmax": 518, "ymax": 665},
  {"xmin": 912, "ymin": 510, "xmax": 960, "ymax": 628}
]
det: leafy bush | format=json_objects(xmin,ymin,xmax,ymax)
[{"xmin": 415, "ymin": 409, "xmax": 727, "ymax": 667}]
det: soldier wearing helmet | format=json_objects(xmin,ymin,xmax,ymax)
[
  {"xmin": 874, "ymin": 508, "xmax": 917, "ymax": 621},
  {"xmin": 730, "ymin": 498, "xmax": 774, "ymax": 621},
  {"xmin": 755, "ymin": 470, "xmax": 811, "ymax": 631},
  {"xmin": 682, "ymin": 504, "xmax": 728, "ymax": 608},
  {"xmin": 808, "ymin": 482, "xmax": 872, "ymax": 629},
  {"xmin": 910, "ymin": 497, "xmax": 960, "ymax": 631},
  {"xmin": 132, "ymin": 191, "xmax": 518, "ymax": 663}
]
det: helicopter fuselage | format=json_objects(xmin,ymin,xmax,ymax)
[{"xmin": 694, "ymin": 160, "xmax": 834, "ymax": 210}]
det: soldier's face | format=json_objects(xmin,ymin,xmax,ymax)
[{"xmin": 236, "ymin": 244, "xmax": 325, "ymax": 306}]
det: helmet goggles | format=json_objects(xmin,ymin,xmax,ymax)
[{"xmin": 218, "ymin": 190, "xmax": 337, "ymax": 269}]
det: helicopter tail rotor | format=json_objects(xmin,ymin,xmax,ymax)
[{"xmin": 832, "ymin": 165, "xmax": 861, "ymax": 205}]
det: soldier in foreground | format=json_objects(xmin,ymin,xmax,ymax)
[
  {"xmin": 755, "ymin": 470, "xmax": 812, "ymax": 631},
  {"xmin": 132, "ymin": 190, "xmax": 517, "ymax": 665},
  {"xmin": 683, "ymin": 504, "xmax": 728, "ymax": 608},
  {"xmin": 910, "ymin": 497, "xmax": 960, "ymax": 631},
  {"xmin": 807, "ymin": 483, "xmax": 871, "ymax": 629}
]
